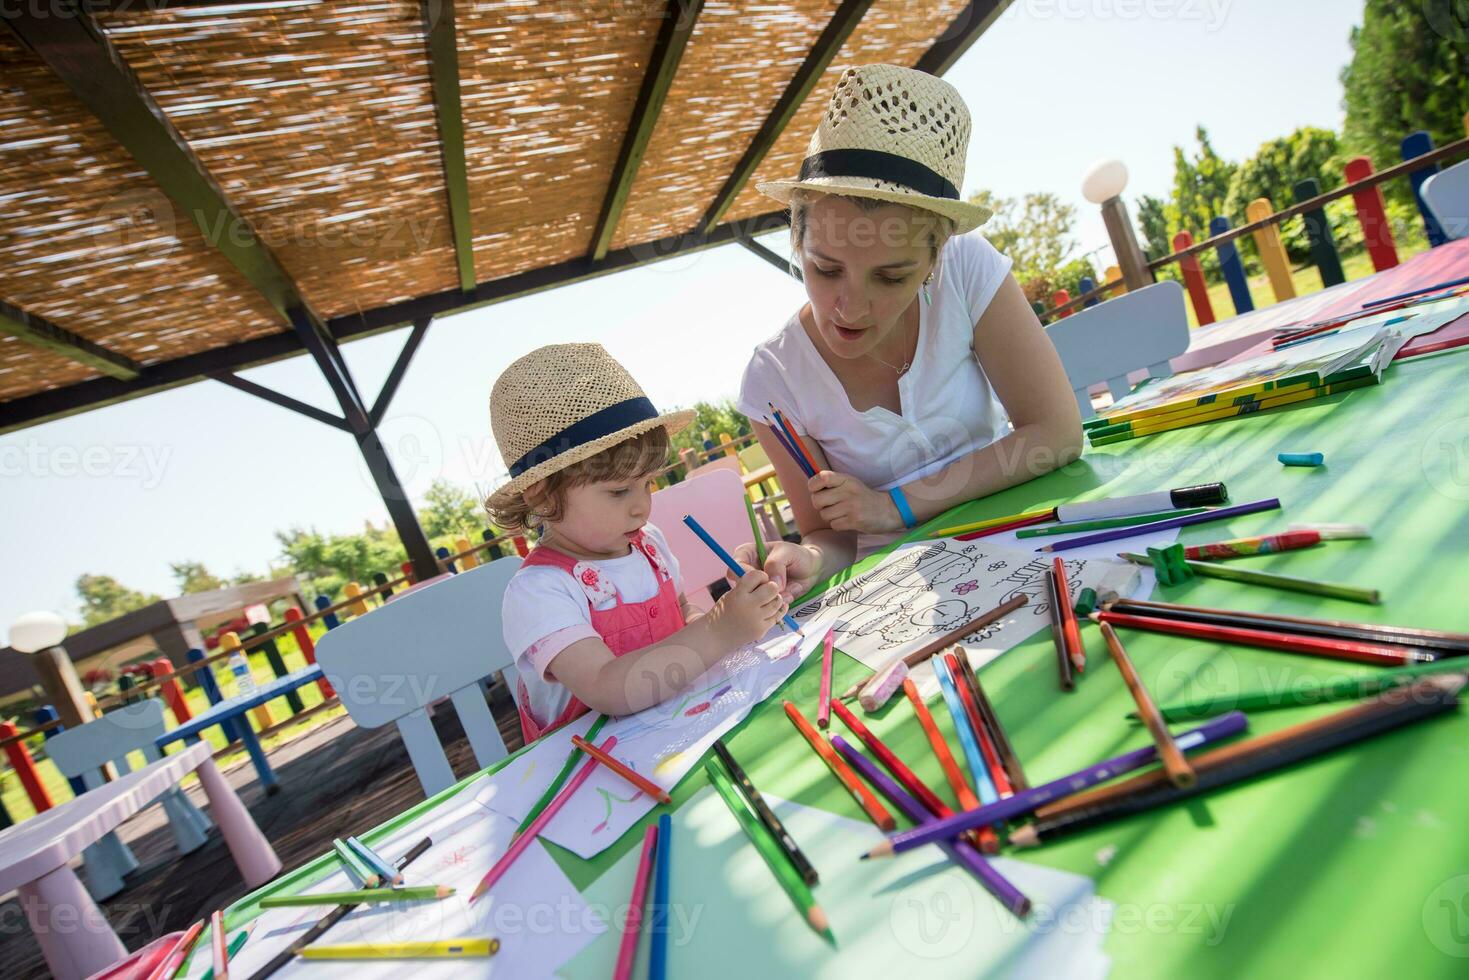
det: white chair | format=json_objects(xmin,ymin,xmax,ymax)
[
  {"xmin": 314, "ymin": 556, "xmax": 523, "ymax": 799},
  {"xmin": 650, "ymin": 467, "xmax": 755, "ymax": 612},
  {"xmin": 45, "ymin": 699, "xmax": 214, "ymax": 900},
  {"xmin": 1045, "ymin": 280, "xmax": 1191, "ymax": 419},
  {"xmin": 1421, "ymin": 159, "xmax": 1469, "ymax": 241}
]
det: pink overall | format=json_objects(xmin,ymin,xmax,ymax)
[{"xmin": 516, "ymin": 529, "xmax": 686, "ymax": 744}]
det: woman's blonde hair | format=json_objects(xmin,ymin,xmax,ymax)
[
  {"xmin": 787, "ymin": 189, "xmax": 957, "ymax": 277},
  {"xmin": 487, "ymin": 426, "xmax": 671, "ymax": 532}
]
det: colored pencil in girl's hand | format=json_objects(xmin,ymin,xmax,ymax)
[
  {"xmin": 681, "ymin": 514, "xmax": 802, "ymax": 634},
  {"xmin": 571, "ymin": 734, "xmax": 671, "ymax": 804}
]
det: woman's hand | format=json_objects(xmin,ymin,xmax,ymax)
[
  {"xmin": 808, "ymin": 470, "xmax": 905, "ymax": 534},
  {"xmin": 731, "ymin": 540, "xmax": 823, "ymax": 602}
]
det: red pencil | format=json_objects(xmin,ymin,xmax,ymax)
[
  {"xmin": 571, "ymin": 734, "xmax": 672, "ymax": 805},
  {"xmin": 1052, "ymin": 557, "xmax": 1086, "ymax": 672},
  {"xmin": 945, "ymin": 652, "xmax": 1014, "ymax": 798},
  {"xmin": 902, "ymin": 678, "xmax": 999, "ymax": 853},
  {"xmin": 1095, "ymin": 610, "xmax": 1433, "ymax": 667},
  {"xmin": 817, "ymin": 627, "xmax": 834, "ymax": 729},
  {"xmin": 955, "ymin": 513, "xmax": 1053, "ymax": 541}
]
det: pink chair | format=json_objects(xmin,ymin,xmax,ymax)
[
  {"xmin": 650, "ymin": 468, "xmax": 758, "ymax": 612},
  {"xmin": 684, "ymin": 455, "xmax": 742, "ymax": 481}
]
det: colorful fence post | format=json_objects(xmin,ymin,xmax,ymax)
[
  {"xmin": 117, "ymin": 673, "xmax": 137, "ymax": 705},
  {"xmin": 1292, "ymin": 178, "xmax": 1346, "ymax": 288},
  {"xmin": 372, "ymin": 571, "xmax": 393, "ymax": 599},
  {"xmin": 314, "ymin": 594, "xmax": 340, "ymax": 630},
  {"xmin": 435, "ymin": 547, "xmax": 457, "ymax": 574},
  {"xmin": 149, "ymin": 657, "xmax": 193, "ymax": 726},
  {"xmin": 1103, "ymin": 265, "xmax": 1126, "ymax": 295},
  {"xmin": 249, "ymin": 623, "xmax": 303, "ymax": 714},
  {"xmin": 1172, "ymin": 231, "xmax": 1215, "ymax": 325},
  {"xmin": 84, "ymin": 692, "xmax": 100, "ymax": 718},
  {"xmin": 481, "ymin": 529, "xmax": 505, "ymax": 560},
  {"xmin": 1078, "ymin": 276, "xmax": 1098, "ymax": 308},
  {"xmin": 399, "ymin": 560, "xmax": 416, "ymax": 586},
  {"xmin": 719, "ymin": 433, "xmax": 736, "ymax": 463},
  {"xmin": 220, "ymin": 631, "xmax": 274, "ymax": 730},
  {"xmin": 1244, "ymin": 199, "xmax": 1296, "ymax": 302},
  {"xmin": 1029, "ymin": 300, "xmax": 1045, "ymax": 321},
  {"xmin": 1209, "ymin": 215, "xmax": 1254, "ymax": 314},
  {"xmin": 456, "ymin": 537, "xmax": 478, "ymax": 570},
  {"xmin": 35, "ymin": 706, "xmax": 86, "ymax": 797},
  {"xmin": 1051, "ymin": 289, "xmax": 1072, "ymax": 318},
  {"xmin": 513, "ymin": 535, "xmax": 529, "ymax": 557},
  {"xmin": 345, "ymin": 582, "xmax": 370, "ymax": 617},
  {"xmin": 702, "ymin": 431, "xmax": 720, "ymax": 459},
  {"xmin": 1, "ymin": 720, "xmax": 53, "ymax": 813},
  {"xmin": 187, "ymin": 647, "xmax": 241, "ymax": 742},
  {"xmin": 0, "ymin": 794, "xmax": 11, "ymax": 829},
  {"xmin": 284, "ymin": 607, "xmax": 334, "ymax": 699},
  {"xmin": 1400, "ymin": 131, "xmax": 1447, "ymax": 247},
  {"xmin": 1343, "ymin": 156, "xmax": 1399, "ymax": 271}
]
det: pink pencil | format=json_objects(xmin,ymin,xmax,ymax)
[
  {"xmin": 817, "ymin": 627, "xmax": 834, "ymax": 729},
  {"xmin": 469, "ymin": 734, "xmax": 618, "ymax": 903},
  {"xmin": 613, "ymin": 823, "xmax": 660, "ymax": 980}
]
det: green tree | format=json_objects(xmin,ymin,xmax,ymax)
[
  {"xmin": 1053, "ymin": 257, "xmax": 1101, "ymax": 299},
  {"xmin": 969, "ymin": 189, "xmax": 1078, "ymax": 285},
  {"xmin": 275, "ymin": 523, "xmax": 407, "ymax": 598},
  {"xmin": 1341, "ymin": 1, "xmax": 1469, "ymax": 205},
  {"xmin": 668, "ymin": 400, "xmax": 750, "ymax": 458},
  {"xmin": 1168, "ymin": 126, "xmax": 1237, "ymax": 241},
  {"xmin": 419, "ymin": 478, "xmax": 484, "ymax": 542},
  {"xmin": 1134, "ymin": 194, "xmax": 1173, "ymax": 262},
  {"xmin": 1224, "ymin": 127, "xmax": 1344, "ymax": 263},
  {"xmin": 169, "ymin": 560, "xmax": 227, "ymax": 595},
  {"xmin": 75, "ymin": 574, "xmax": 160, "ymax": 629}
]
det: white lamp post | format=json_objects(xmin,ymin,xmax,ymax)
[
  {"xmin": 1081, "ymin": 158, "xmax": 1153, "ymax": 292},
  {"xmin": 9, "ymin": 611, "xmax": 92, "ymax": 729}
]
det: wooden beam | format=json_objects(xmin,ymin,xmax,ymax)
[
  {"xmin": 0, "ymin": 298, "xmax": 141, "ymax": 380},
  {"xmin": 589, "ymin": 0, "xmax": 704, "ymax": 260},
  {"xmin": 913, "ymin": 0, "xmax": 1015, "ymax": 76},
  {"xmin": 421, "ymin": 0, "xmax": 475, "ymax": 291},
  {"xmin": 370, "ymin": 317, "xmax": 431, "ymax": 427},
  {"xmin": 738, "ymin": 236, "xmax": 799, "ymax": 280},
  {"xmin": 209, "ymin": 371, "xmax": 349, "ymax": 430},
  {"xmin": 699, "ymin": 0, "xmax": 875, "ymax": 235}
]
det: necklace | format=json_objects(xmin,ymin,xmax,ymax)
[{"xmin": 868, "ymin": 306, "xmax": 918, "ymax": 377}]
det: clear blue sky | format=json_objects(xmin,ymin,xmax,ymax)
[{"xmin": 1, "ymin": 0, "xmax": 1365, "ymax": 634}]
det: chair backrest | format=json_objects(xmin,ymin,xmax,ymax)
[
  {"xmin": 1045, "ymin": 280, "xmax": 1190, "ymax": 419},
  {"xmin": 1421, "ymin": 160, "xmax": 1469, "ymax": 241},
  {"xmin": 650, "ymin": 468, "xmax": 753, "ymax": 604},
  {"xmin": 685, "ymin": 455, "xmax": 742, "ymax": 481},
  {"xmin": 738, "ymin": 442, "xmax": 770, "ymax": 472},
  {"xmin": 314, "ymin": 556, "xmax": 523, "ymax": 798},
  {"xmin": 46, "ymin": 699, "xmax": 168, "ymax": 791}
]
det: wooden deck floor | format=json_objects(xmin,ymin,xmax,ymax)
[{"xmin": 0, "ymin": 683, "xmax": 523, "ymax": 979}]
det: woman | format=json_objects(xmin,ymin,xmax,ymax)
[{"xmin": 735, "ymin": 63, "xmax": 1083, "ymax": 601}]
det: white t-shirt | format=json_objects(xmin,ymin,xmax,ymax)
[
  {"xmin": 737, "ymin": 228, "xmax": 1015, "ymax": 555},
  {"xmin": 501, "ymin": 523, "xmax": 683, "ymax": 730}
]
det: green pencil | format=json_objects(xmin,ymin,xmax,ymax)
[
  {"xmin": 1015, "ymin": 507, "xmax": 1209, "ymax": 539},
  {"xmin": 260, "ymin": 885, "xmax": 454, "ymax": 908},
  {"xmin": 331, "ymin": 838, "xmax": 378, "ymax": 887},
  {"xmin": 198, "ymin": 927, "xmax": 251, "ymax": 980},
  {"xmin": 705, "ymin": 760, "xmax": 833, "ymax": 943},
  {"xmin": 1139, "ymin": 659, "xmax": 1469, "ymax": 723},
  {"xmin": 1118, "ymin": 551, "xmax": 1381, "ymax": 604},
  {"xmin": 744, "ymin": 495, "xmax": 768, "ymax": 566},
  {"xmin": 514, "ymin": 714, "xmax": 608, "ymax": 838}
]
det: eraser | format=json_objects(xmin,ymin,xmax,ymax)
[
  {"xmin": 1278, "ymin": 452, "xmax": 1324, "ymax": 467},
  {"xmin": 859, "ymin": 659, "xmax": 909, "ymax": 713}
]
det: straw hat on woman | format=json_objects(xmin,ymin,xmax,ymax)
[{"xmin": 734, "ymin": 64, "xmax": 1082, "ymax": 600}]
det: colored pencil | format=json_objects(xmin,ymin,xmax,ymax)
[
  {"xmin": 1103, "ymin": 597, "xmax": 1468, "ymax": 654},
  {"xmin": 330, "ymin": 838, "xmax": 377, "ymax": 888},
  {"xmin": 1038, "ymin": 498, "xmax": 1281, "ymax": 553},
  {"xmin": 767, "ymin": 406, "xmax": 817, "ymax": 475},
  {"xmin": 783, "ymin": 700, "xmax": 896, "ymax": 830},
  {"xmin": 650, "ymin": 812, "xmax": 673, "ymax": 979},
  {"xmin": 954, "ymin": 512, "xmax": 1055, "ymax": 541},
  {"xmin": 1098, "ymin": 623, "xmax": 1195, "ymax": 789},
  {"xmin": 1052, "ymin": 557, "xmax": 1086, "ymax": 672},
  {"xmin": 1360, "ymin": 273, "xmax": 1469, "ymax": 307},
  {"xmin": 833, "ymin": 736, "xmax": 1031, "ymax": 919},
  {"xmin": 1184, "ymin": 530, "xmax": 1321, "ymax": 560},
  {"xmin": 571, "ymin": 734, "xmax": 672, "ymax": 805},
  {"xmin": 840, "ymin": 594, "xmax": 1029, "ymax": 700},
  {"xmin": 344, "ymin": 835, "xmax": 400, "ymax": 886},
  {"xmin": 1095, "ymin": 609, "xmax": 1429, "ymax": 667},
  {"xmin": 247, "ymin": 836, "xmax": 433, "ymax": 980},
  {"xmin": 945, "ymin": 651, "xmax": 1013, "ymax": 797},
  {"xmin": 933, "ymin": 654, "xmax": 998, "ymax": 807},
  {"xmin": 470, "ymin": 735, "xmax": 617, "ymax": 902},
  {"xmin": 762, "ymin": 415, "xmax": 813, "ymax": 478},
  {"xmin": 817, "ymin": 627, "xmax": 834, "ymax": 728},
  {"xmin": 901, "ymin": 677, "xmax": 998, "ymax": 853},
  {"xmin": 201, "ymin": 927, "xmax": 251, "ymax": 980},
  {"xmin": 1015, "ymin": 508, "xmax": 1209, "ymax": 539},
  {"xmin": 300, "ymin": 939, "xmax": 498, "ymax": 959},
  {"xmin": 1013, "ymin": 676, "xmax": 1465, "ymax": 847},
  {"xmin": 1140, "ymin": 658, "xmax": 1469, "ymax": 723},
  {"xmin": 744, "ymin": 494, "xmax": 768, "ymax": 567},
  {"xmin": 260, "ymin": 885, "xmax": 453, "ymax": 908},
  {"xmin": 952, "ymin": 645, "xmax": 1028, "ymax": 790},
  {"xmin": 769, "ymin": 403, "xmax": 820, "ymax": 475},
  {"xmin": 930, "ymin": 508, "xmax": 1057, "ymax": 538},
  {"xmin": 210, "ymin": 910, "xmax": 229, "ymax": 980},
  {"xmin": 706, "ymin": 760, "xmax": 833, "ymax": 942},
  {"xmin": 515, "ymin": 715, "xmax": 608, "ymax": 839},
  {"xmin": 712, "ymin": 739, "xmax": 817, "ymax": 885},
  {"xmin": 682, "ymin": 514, "xmax": 802, "ymax": 633},
  {"xmin": 863, "ymin": 711, "xmax": 1248, "ymax": 858},
  {"xmin": 1117, "ymin": 550, "xmax": 1382, "ymax": 604},
  {"xmin": 1045, "ymin": 566, "xmax": 1074, "ymax": 691},
  {"xmin": 613, "ymin": 824, "xmax": 659, "ymax": 980},
  {"xmin": 145, "ymin": 918, "xmax": 205, "ymax": 980}
]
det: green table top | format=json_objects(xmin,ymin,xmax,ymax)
[{"xmin": 231, "ymin": 349, "xmax": 1469, "ymax": 977}]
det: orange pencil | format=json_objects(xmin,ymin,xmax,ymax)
[
  {"xmin": 783, "ymin": 701, "xmax": 895, "ymax": 831},
  {"xmin": 1052, "ymin": 557, "xmax": 1086, "ymax": 672},
  {"xmin": 902, "ymin": 678, "xmax": 999, "ymax": 853},
  {"xmin": 570, "ymin": 735, "xmax": 672, "ymax": 805},
  {"xmin": 146, "ymin": 918, "xmax": 205, "ymax": 980},
  {"xmin": 210, "ymin": 908, "xmax": 229, "ymax": 980}
]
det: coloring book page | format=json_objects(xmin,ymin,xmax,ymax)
[
  {"xmin": 789, "ymin": 537, "xmax": 1141, "ymax": 698},
  {"xmin": 479, "ymin": 623, "xmax": 832, "ymax": 859}
]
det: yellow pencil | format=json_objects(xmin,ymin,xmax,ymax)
[
  {"xmin": 299, "ymin": 938, "xmax": 499, "ymax": 960},
  {"xmin": 930, "ymin": 508, "xmax": 1055, "ymax": 538}
]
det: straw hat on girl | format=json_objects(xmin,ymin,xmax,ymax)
[
  {"xmin": 488, "ymin": 344, "xmax": 693, "ymax": 509},
  {"xmin": 756, "ymin": 63, "xmax": 990, "ymax": 232}
]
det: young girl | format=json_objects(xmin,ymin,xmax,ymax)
[{"xmin": 488, "ymin": 343, "xmax": 788, "ymax": 743}]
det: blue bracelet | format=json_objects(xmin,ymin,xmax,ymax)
[{"xmin": 889, "ymin": 486, "xmax": 917, "ymax": 529}]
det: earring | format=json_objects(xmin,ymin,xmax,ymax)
[{"xmin": 922, "ymin": 271, "xmax": 933, "ymax": 306}]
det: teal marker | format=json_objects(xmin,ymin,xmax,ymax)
[{"xmin": 1278, "ymin": 452, "xmax": 1324, "ymax": 467}]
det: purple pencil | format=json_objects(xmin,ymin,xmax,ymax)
[
  {"xmin": 1037, "ymin": 499, "xmax": 1281, "ymax": 554},
  {"xmin": 864, "ymin": 711, "xmax": 1248, "ymax": 858},
  {"xmin": 832, "ymin": 736, "xmax": 1032, "ymax": 919}
]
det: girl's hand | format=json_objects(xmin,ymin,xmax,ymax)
[
  {"xmin": 732, "ymin": 541, "xmax": 822, "ymax": 602},
  {"xmin": 708, "ymin": 569, "xmax": 787, "ymax": 647},
  {"xmin": 808, "ymin": 470, "xmax": 905, "ymax": 533}
]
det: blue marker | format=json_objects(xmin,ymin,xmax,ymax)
[{"xmin": 681, "ymin": 515, "xmax": 802, "ymax": 634}]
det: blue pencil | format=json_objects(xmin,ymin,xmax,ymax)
[
  {"xmin": 933, "ymin": 656, "xmax": 999, "ymax": 808},
  {"xmin": 344, "ymin": 836, "xmax": 401, "ymax": 886},
  {"xmin": 681, "ymin": 515, "xmax": 803, "ymax": 634},
  {"xmin": 1361, "ymin": 273, "xmax": 1469, "ymax": 308},
  {"xmin": 650, "ymin": 812, "xmax": 672, "ymax": 980},
  {"xmin": 763, "ymin": 412, "xmax": 816, "ymax": 478}
]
